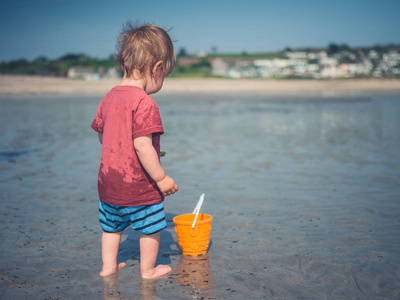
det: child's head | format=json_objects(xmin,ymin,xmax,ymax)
[{"xmin": 115, "ymin": 21, "xmax": 175, "ymax": 79}]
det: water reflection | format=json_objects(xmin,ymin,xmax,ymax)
[
  {"xmin": 139, "ymin": 279, "xmax": 161, "ymax": 300},
  {"xmin": 174, "ymin": 254, "xmax": 213, "ymax": 298},
  {"xmin": 102, "ymin": 272, "xmax": 128, "ymax": 300},
  {"xmin": 102, "ymin": 272, "xmax": 162, "ymax": 300},
  {"xmin": 101, "ymin": 254, "xmax": 213, "ymax": 299}
]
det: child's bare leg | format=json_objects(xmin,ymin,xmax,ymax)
[
  {"xmin": 100, "ymin": 231, "xmax": 126, "ymax": 276},
  {"xmin": 140, "ymin": 232, "xmax": 171, "ymax": 279}
]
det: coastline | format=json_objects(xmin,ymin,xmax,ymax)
[{"xmin": 1, "ymin": 75, "xmax": 400, "ymax": 98}]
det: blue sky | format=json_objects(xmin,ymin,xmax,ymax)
[{"xmin": 0, "ymin": 0, "xmax": 399, "ymax": 62}]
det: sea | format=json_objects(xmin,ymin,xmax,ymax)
[{"xmin": 0, "ymin": 91, "xmax": 399, "ymax": 299}]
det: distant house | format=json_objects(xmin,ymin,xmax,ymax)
[
  {"xmin": 254, "ymin": 59, "xmax": 287, "ymax": 78},
  {"xmin": 319, "ymin": 57, "xmax": 338, "ymax": 67},
  {"xmin": 286, "ymin": 51, "xmax": 308, "ymax": 60},
  {"xmin": 254, "ymin": 59, "xmax": 314, "ymax": 78},
  {"xmin": 383, "ymin": 51, "xmax": 400, "ymax": 67},
  {"xmin": 391, "ymin": 66, "xmax": 400, "ymax": 75},
  {"xmin": 306, "ymin": 64, "xmax": 321, "ymax": 79},
  {"xmin": 208, "ymin": 48, "xmax": 398, "ymax": 79},
  {"xmin": 347, "ymin": 62, "xmax": 373, "ymax": 77},
  {"xmin": 67, "ymin": 66, "xmax": 99, "ymax": 81},
  {"xmin": 368, "ymin": 50, "xmax": 379, "ymax": 60},
  {"xmin": 177, "ymin": 57, "xmax": 201, "ymax": 67},
  {"xmin": 210, "ymin": 58, "xmax": 232, "ymax": 77},
  {"xmin": 98, "ymin": 66, "xmax": 122, "ymax": 79},
  {"xmin": 320, "ymin": 65, "xmax": 348, "ymax": 78}
]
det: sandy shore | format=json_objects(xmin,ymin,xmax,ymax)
[{"xmin": 1, "ymin": 75, "xmax": 400, "ymax": 97}]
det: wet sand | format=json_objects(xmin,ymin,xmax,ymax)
[{"xmin": 0, "ymin": 77, "xmax": 400, "ymax": 299}]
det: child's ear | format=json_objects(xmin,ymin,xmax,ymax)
[{"xmin": 152, "ymin": 61, "xmax": 164, "ymax": 76}]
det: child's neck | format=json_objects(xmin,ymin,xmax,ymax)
[{"xmin": 120, "ymin": 76, "xmax": 146, "ymax": 91}]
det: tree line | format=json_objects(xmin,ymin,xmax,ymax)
[
  {"xmin": 0, "ymin": 53, "xmax": 117, "ymax": 77},
  {"xmin": 1, "ymin": 43, "xmax": 399, "ymax": 77}
]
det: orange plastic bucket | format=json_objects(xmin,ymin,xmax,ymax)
[{"xmin": 173, "ymin": 213, "xmax": 212, "ymax": 256}]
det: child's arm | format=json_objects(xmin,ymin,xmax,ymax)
[
  {"xmin": 134, "ymin": 134, "xmax": 178, "ymax": 196},
  {"xmin": 98, "ymin": 133, "xmax": 103, "ymax": 144}
]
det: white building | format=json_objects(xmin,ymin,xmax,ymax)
[
  {"xmin": 67, "ymin": 66, "xmax": 99, "ymax": 81},
  {"xmin": 383, "ymin": 51, "xmax": 400, "ymax": 67},
  {"xmin": 368, "ymin": 50, "xmax": 379, "ymax": 60},
  {"xmin": 320, "ymin": 65, "xmax": 348, "ymax": 78},
  {"xmin": 319, "ymin": 57, "xmax": 338, "ymax": 67},
  {"xmin": 210, "ymin": 58, "xmax": 228, "ymax": 76},
  {"xmin": 286, "ymin": 51, "xmax": 308, "ymax": 59}
]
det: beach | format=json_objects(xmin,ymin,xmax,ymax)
[
  {"xmin": 1, "ymin": 75, "xmax": 400, "ymax": 299},
  {"xmin": 1, "ymin": 75, "xmax": 400, "ymax": 97}
]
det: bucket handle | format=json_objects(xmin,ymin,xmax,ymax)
[{"xmin": 192, "ymin": 194, "xmax": 205, "ymax": 228}]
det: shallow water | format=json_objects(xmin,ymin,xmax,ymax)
[{"xmin": 0, "ymin": 92, "xmax": 399, "ymax": 299}]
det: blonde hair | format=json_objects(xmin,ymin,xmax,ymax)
[{"xmin": 115, "ymin": 21, "xmax": 175, "ymax": 79}]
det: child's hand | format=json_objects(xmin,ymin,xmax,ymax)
[{"xmin": 156, "ymin": 175, "xmax": 178, "ymax": 196}]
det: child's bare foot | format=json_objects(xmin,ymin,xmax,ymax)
[
  {"xmin": 141, "ymin": 264, "xmax": 172, "ymax": 280},
  {"xmin": 100, "ymin": 262, "xmax": 126, "ymax": 277}
]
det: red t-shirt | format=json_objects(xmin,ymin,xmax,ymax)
[{"xmin": 91, "ymin": 85, "xmax": 164, "ymax": 206}]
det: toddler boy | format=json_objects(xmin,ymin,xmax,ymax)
[{"xmin": 91, "ymin": 21, "xmax": 178, "ymax": 279}]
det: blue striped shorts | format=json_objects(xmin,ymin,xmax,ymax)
[{"xmin": 99, "ymin": 200, "xmax": 167, "ymax": 235}]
